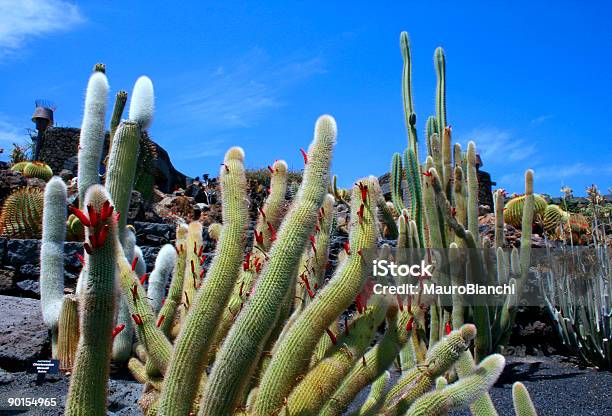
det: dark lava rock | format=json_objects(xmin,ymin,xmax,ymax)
[
  {"xmin": 0, "ymin": 295, "xmax": 49, "ymax": 371},
  {"xmin": 19, "ymin": 263, "xmax": 40, "ymax": 279},
  {"xmin": 59, "ymin": 169, "xmax": 74, "ymax": 181},
  {"xmin": 134, "ymin": 221, "xmax": 175, "ymax": 247},
  {"xmin": 16, "ymin": 279, "xmax": 40, "ymax": 297},
  {"xmin": 5, "ymin": 239, "xmax": 40, "ymax": 267},
  {"xmin": 0, "ymin": 268, "xmax": 15, "ymax": 292},
  {"xmin": 140, "ymin": 246, "xmax": 161, "ymax": 271},
  {"xmin": 0, "ymin": 368, "xmax": 14, "ymax": 385},
  {"xmin": 0, "ymin": 169, "xmax": 27, "ymax": 203}
]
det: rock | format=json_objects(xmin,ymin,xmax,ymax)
[
  {"xmin": 0, "ymin": 237, "xmax": 5, "ymax": 262},
  {"xmin": 0, "ymin": 368, "xmax": 14, "ymax": 385},
  {"xmin": 185, "ymin": 182, "xmax": 210, "ymax": 204},
  {"xmin": 16, "ymin": 280, "xmax": 40, "ymax": 297},
  {"xmin": 64, "ymin": 242, "xmax": 84, "ymax": 271},
  {"xmin": 128, "ymin": 190, "xmax": 145, "ymax": 221},
  {"xmin": 107, "ymin": 378, "xmax": 143, "ymax": 414},
  {"xmin": 0, "ymin": 268, "xmax": 15, "ymax": 292},
  {"xmin": 140, "ymin": 246, "xmax": 161, "ymax": 271},
  {"xmin": 0, "ymin": 295, "xmax": 49, "ymax": 371},
  {"xmin": 5, "ymin": 239, "xmax": 40, "ymax": 267},
  {"xmin": 62, "ymin": 155, "xmax": 78, "ymax": 175},
  {"xmin": 133, "ymin": 222, "xmax": 175, "ymax": 247},
  {"xmin": 26, "ymin": 177, "xmax": 47, "ymax": 189},
  {"xmin": 154, "ymin": 195, "xmax": 195, "ymax": 220},
  {"xmin": 0, "ymin": 169, "xmax": 27, "ymax": 204},
  {"xmin": 59, "ymin": 169, "xmax": 74, "ymax": 181},
  {"xmin": 19, "ymin": 263, "xmax": 40, "ymax": 279}
]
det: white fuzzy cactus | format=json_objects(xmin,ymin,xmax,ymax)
[
  {"xmin": 128, "ymin": 76, "xmax": 154, "ymax": 129},
  {"xmin": 147, "ymin": 244, "xmax": 177, "ymax": 313}
]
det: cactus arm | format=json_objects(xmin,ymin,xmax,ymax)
[
  {"xmin": 159, "ymin": 147, "xmax": 249, "ymax": 416},
  {"xmin": 65, "ymin": 186, "xmax": 117, "ymax": 416},
  {"xmin": 198, "ymin": 116, "xmax": 336, "ymax": 416},
  {"xmin": 348, "ymin": 370, "xmax": 391, "ymax": 416},
  {"xmin": 284, "ymin": 298, "xmax": 388, "ymax": 416},
  {"xmin": 404, "ymin": 354, "xmax": 505, "ymax": 416},
  {"xmin": 147, "ymin": 244, "xmax": 176, "ymax": 313},
  {"xmin": 77, "ymin": 72, "xmax": 109, "ymax": 207},
  {"xmin": 180, "ymin": 222, "xmax": 204, "ymax": 323},
  {"xmin": 466, "ymin": 142, "xmax": 480, "ymax": 245},
  {"xmin": 404, "ymin": 148, "xmax": 425, "ymax": 247},
  {"xmin": 109, "ymin": 91, "xmax": 128, "ymax": 143},
  {"xmin": 128, "ymin": 76, "xmax": 154, "ymax": 130},
  {"xmin": 254, "ymin": 176, "xmax": 379, "ymax": 416},
  {"xmin": 157, "ymin": 224, "xmax": 188, "ymax": 336},
  {"xmin": 105, "ymin": 121, "xmax": 141, "ymax": 244},
  {"xmin": 40, "ymin": 177, "xmax": 67, "ymax": 356},
  {"xmin": 112, "ymin": 227, "xmax": 137, "ymax": 361},
  {"xmin": 378, "ymin": 193, "xmax": 399, "ymax": 239},
  {"xmin": 434, "ymin": 47, "xmax": 447, "ymax": 142},
  {"xmin": 391, "ymin": 152, "xmax": 407, "ymax": 213},
  {"xmin": 400, "ymin": 31, "xmax": 418, "ymax": 155},
  {"xmin": 255, "ymin": 159, "xmax": 288, "ymax": 251},
  {"xmin": 57, "ymin": 295, "xmax": 79, "ymax": 372},
  {"xmin": 320, "ymin": 311, "xmax": 406, "ymax": 416},
  {"xmin": 512, "ymin": 382, "xmax": 538, "ymax": 416},
  {"xmin": 378, "ymin": 324, "xmax": 477, "ymax": 416},
  {"xmin": 493, "ymin": 190, "xmax": 505, "ymax": 248},
  {"xmin": 442, "ymin": 127, "xmax": 452, "ymax": 198}
]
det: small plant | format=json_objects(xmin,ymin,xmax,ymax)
[{"xmin": 22, "ymin": 161, "xmax": 54, "ymax": 182}]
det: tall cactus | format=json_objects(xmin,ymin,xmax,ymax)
[
  {"xmin": 65, "ymin": 185, "xmax": 118, "ymax": 416},
  {"xmin": 77, "ymin": 71, "xmax": 109, "ymax": 207},
  {"xmin": 159, "ymin": 147, "xmax": 249, "ymax": 415},
  {"xmin": 198, "ymin": 115, "xmax": 337, "ymax": 416},
  {"xmin": 40, "ymin": 177, "xmax": 67, "ymax": 356}
]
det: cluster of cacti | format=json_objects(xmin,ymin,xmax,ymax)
[
  {"xmin": 34, "ymin": 33, "xmax": 547, "ymax": 416},
  {"xmin": 0, "ymin": 186, "xmax": 44, "ymax": 238},
  {"xmin": 11, "ymin": 160, "xmax": 53, "ymax": 181}
]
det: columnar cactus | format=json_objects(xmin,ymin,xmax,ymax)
[
  {"xmin": 198, "ymin": 116, "xmax": 337, "ymax": 416},
  {"xmin": 77, "ymin": 71, "xmax": 109, "ymax": 206},
  {"xmin": 40, "ymin": 177, "xmax": 67, "ymax": 356},
  {"xmin": 255, "ymin": 176, "xmax": 380, "ymax": 415},
  {"xmin": 404, "ymin": 354, "xmax": 505, "ymax": 416},
  {"xmin": 159, "ymin": 147, "xmax": 249, "ymax": 415},
  {"xmin": 512, "ymin": 382, "xmax": 538, "ymax": 416},
  {"xmin": 147, "ymin": 244, "xmax": 177, "ymax": 314},
  {"xmin": 57, "ymin": 295, "xmax": 79, "ymax": 372},
  {"xmin": 180, "ymin": 221, "xmax": 204, "ymax": 322},
  {"xmin": 65, "ymin": 185, "xmax": 118, "ymax": 416}
]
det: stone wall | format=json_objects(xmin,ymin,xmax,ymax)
[{"xmin": 38, "ymin": 127, "xmax": 189, "ymax": 193}]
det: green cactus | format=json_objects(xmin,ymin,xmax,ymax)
[
  {"xmin": 347, "ymin": 370, "xmax": 391, "ymax": 416},
  {"xmin": 207, "ymin": 222, "xmax": 222, "ymax": 241},
  {"xmin": 255, "ymin": 176, "xmax": 379, "ymax": 416},
  {"xmin": 109, "ymin": 91, "xmax": 128, "ymax": 146},
  {"xmin": 0, "ymin": 186, "xmax": 44, "ymax": 238},
  {"xmin": 391, "ymin": 152, "xmax": 407, "ymax": 213},
  {"xmin": 512, "ymin": 382, "xmax": 538, "ymax": 416},
  {"xmin": 65, "ymin": 185, "xmax": 118, "ymax": 416},
  {"xmin": 159, "ymin": 147, "xmax": 249, "ymax": 416},
  {"xmin": 77, "ymin": 71, "xmax": 109, "ymax": 207},
  {"xmin": 57, "ymin": 295, "xmax": 79, "ymax": 372},
  {"xmin": 23, "ymin": 161, "xmax": 53, "ymax": 181},
  {"xmin": 197, "ymin": 116, "xmax": 336, "ymax": 416},
  {"xmin": 180, "ymin": 221, "xmax": 204, "ymax": 322},
  {"xmin": 404, "ymin": 354, "xmax": 505, "ymax": 416},
  {"xmin": 10, "ymin": 160, "xmax": 29, "ymax": 173},
  {"xmin": 40, "ymin": 177, "xmax": 67, "ymax": 356},
  {"xmin": 147, "ymin": 244, "xmax": 177, "ymax": 314},
  {"xmin": 255, "ymin": 159, "xmax": 288, "ymax": 251},
  {"xmin": 503, "ymin": 193, "xmax": 548, "ymax": 228}
]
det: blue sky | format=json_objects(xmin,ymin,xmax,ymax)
[{"xmin": 0, "ymin": 1, "xmax": 610, "ymax": 195}]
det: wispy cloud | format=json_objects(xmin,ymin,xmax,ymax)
[
  {"xmin": 530, "ymin": 114, "xmax": 553, "ymax": 125},
  {"xmin": 164, "ymin": 48, "xmax": 326, "ymax": 130},
  {"xmin": 0, "ymin": 0, "xmax": 84, "ymax": 58},
  {"xmin": 460, "ymin": 127, "xmax": 536, "ymax": 165}
]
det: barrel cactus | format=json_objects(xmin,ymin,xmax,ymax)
[
  {"xmin": 503, "ymin": 193, "xmax": 548, "ymax": 228},
  {"xmin": 23, "ymin": 161, "xmax": 54, "ymax": 182},
  {"xmin": 0, "ymin": 187, "xmax": 44, "ymax": 238}
]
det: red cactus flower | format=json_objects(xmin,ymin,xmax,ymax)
[
  {"xmin": 87, "ymin": 204, "xmax": 98, "ymax": 228},
  {"xmin": 343, "ymin": 241, "xmax": 351, "ymax": 255},
  {"xmin": 76, "ymin": 253, "xmax": 85, "ymax": 266},
  {"xmin": 267, "ymin": 222, "xmax": 277, "ymax": 242},
  {"xmin": 139, "ymin": 274, "xmax": 148, "ymax": 285},
  {"xmin": 254, "ymin": 230, "xmax": 264, "ymax": 245},
  {"xmin": 259, "ymin": 207, "xmax": 266, "ymax": 219},
  {"xmin": 131, "ymin": 314, "xmax": 143, "ymax": 325},
  {"xmin": 97, "ymin": 224, "xmax": 110, "ymax": 247},
  {"xmin": 243, "ymin": 253, "xmax": 251, "ymax": 271},
  {"xmin": 422, "ymin": 171, "xmax": 432, "ymax": 177},
  {"xmin": 314, "ymin": 224, "xmax": 320, "ymax": 233},
  {"xmin": 200, "ymin": 269, "xmax": 205, "ymax": 279},
  {"xmin": 445, "ymin": 322, "xmax": 451, "ymax": 335},
  {"xmin": 83, "ymin": 242, "xmax": 92, "ymax": 255},
  {"xmin": 300, "ymin": 148, "xmax": 308, "ymax": 164},
  {"xmin": 451, "ymin": 207, "xmax": 456, "ymax": 218},
  {"xmin": 358, "ymin": 182, "xmax": 368, "ymax": 202},
  {"xmin": 131, "ymin": 284, "xmax": 138, "ymax": 303},
  {"xmin": 156, "ymin": 315, "xmax": 165, "ymax": 328},
  {"xmin": 268, "ymin": 165, "xmax": 275, "ymax": 174},
  {"xmin": 255, "ymin": 262, "xmax": 262, "ymax": 273},
  {"xmin": 406, "ymin": 316, "xmax": 414, "ymax": 332},
  {"xmin": 325, "ymin": 328, "xmax": 337, "ymax": 345},
  {"xmin": 69, "ymin": 206, "xmax": 91, "ymax": 227},
  {"xmin": 198, "ymin": 245, "xmax": 203, "ymax": 257},
  {"xmin": 357, "ymin": 204, "xmax": 364, "ymax": 223},
  {"xmin": 131, "ymin": 257, "xmax": 138, "ymax": 271},
  {"xmin": 112, "ymin": 324, "xmax": 125, "ymax": 339}
]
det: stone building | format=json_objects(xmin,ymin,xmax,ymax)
[{"xmin": 38, "ymin": 127, "xmax": 189, "ymax": 193}]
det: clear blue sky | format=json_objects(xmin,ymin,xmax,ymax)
[{"xmin": 1, "ymin": 1, "xmax": 610, "ymax": 195}]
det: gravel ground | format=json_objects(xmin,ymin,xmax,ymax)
[{"xmin": 0, "ymin": 355, "xmax": 609, "ymax": 415}]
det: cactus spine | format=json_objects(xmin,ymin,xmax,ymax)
[
  {"xmin": 159, "ymin": 147, "xmax": 248, "ymax": 416},
  {"xmin": 255, "ymin": 176, "xmax": 379, "ymax": 416},
  {"xmin": 40, "ymin": 177, "xmax": 67, "ymax": 356},
  {"xmin": 65, "ymin": 186, "xmax": 118, "ymax": 416},
  {"xmin": 198, "ymin": 116, "xmax": 336, "ymax": 416},
  {"xmin": 77, "ymin": 71, "xmax": 109, "ymax": 207}
]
